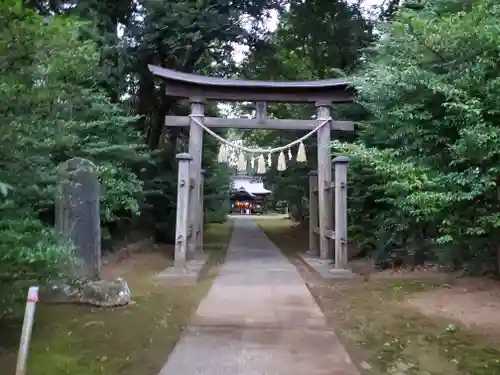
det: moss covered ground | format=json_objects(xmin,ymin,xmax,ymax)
[{"xmin": 0, "ymin": 221, "xmax": 232, "ymax": 375}]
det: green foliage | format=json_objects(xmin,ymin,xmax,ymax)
[
  {"xmin": 338, "ymin": 0, "xmax": 500, "ymax": 272},
  {"xmin": 0, "ymin": 1, "xmax": 147, "ymax": 318},
  {"xmin": 0, "ymin": 211, "xmax": 75, "ymax": 320}
]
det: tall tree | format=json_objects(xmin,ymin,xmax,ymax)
[{"xmin": 25, "ymin": 0, "xmax": 135, "ymax": 101}]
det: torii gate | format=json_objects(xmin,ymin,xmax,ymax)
[{"xmin": 149, "ymin": 65, "xmax": 355, "ymax": 274}]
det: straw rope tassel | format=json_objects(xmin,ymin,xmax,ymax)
[
  {"xmin": 277, "ymin": 151, "xmax": 287, "ymax": 171},
  {"xmin": 217, "ymin": 143, "xmax": 228, "ymax": 163},
  {"xmin": 296, "ymin": 141, "xmax": 307, "ymax": 163},
  {"xmin": 237, "ymin": 152, "xmax": 246, "ymax": 172},
  {"xmin": 257, "ymin": 154, "xmax": 266, "ymax": 174}
]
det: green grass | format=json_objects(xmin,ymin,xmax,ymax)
[
  {"xmin": 0, "ymin": 220, "xmax": 233, "ymax": 375},
  {"xmin": 257, "ymin": 217, "xmax": 500, "ymax": 375},
  {"xmin": 324, "ymin": 279, "xmax": 500, "ymax": 375}
]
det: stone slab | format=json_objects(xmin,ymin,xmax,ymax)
[
  {"xmin": 155, "ymin": 254, "xmax": 209, "ymax": 285},
  {"xmin": 158, "ymin": 217, "xmax": 359, "ymax": 375},
  {"xmin": 298, "ymin": 253, "xmax": 357, "ymax": 280}
]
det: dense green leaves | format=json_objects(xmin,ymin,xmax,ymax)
[
  {"xmin": 0, "ymin": 1, "xmax": 147, "ymax": 317},
  {"xmin": 339, "ymin": 0, "xmax": 500, "ymax": 271}
]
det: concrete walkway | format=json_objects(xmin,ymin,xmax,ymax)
[{"xmin": 159, "ymin": 217, "xmax": 359, "ymax": 375}]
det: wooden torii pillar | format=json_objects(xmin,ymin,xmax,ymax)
[
  {"xmin": 148, "ymin": 65, "xmax": 355, "ymax": 269},
  {"xmin": 187, "ymin": 98, "xmax": 204, "ymax": 257}
]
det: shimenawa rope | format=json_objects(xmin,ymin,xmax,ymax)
[
  {"xmin": 188, "ymin": 114, "xmax": 331, "ymax": 153},
  {"xmin": 188, "ymin": 114, "xmax": 331, "ymax": 173}
]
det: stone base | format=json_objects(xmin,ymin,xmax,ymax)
[
  {"xmin": 327, "ymin": 268, "xmax": 357, "ymax": 280},
  {"xmin": 298, "ymin": 253, "xmax": 356, "ymax": 280},
  {"xmin": 155, "ymin": 254, "xmax": 209, "ymax": 285}
]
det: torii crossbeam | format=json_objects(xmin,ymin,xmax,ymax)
[{"xmin": 148, "ymin": 65, "xmax": 354, "ymax": 103}]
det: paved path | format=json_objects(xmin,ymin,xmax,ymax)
[{"xmin": 159, "ymin": 217, "xmax": 359, "ymax": 375}]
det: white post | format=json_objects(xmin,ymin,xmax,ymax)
[
  {"xmin": 333, "ymin": 156, "xmax": 350, "ymax": 269},
  {"xmin": 16, "ymin": 286, "xmax": 39, "ymax": 375},
  {"xmin": 175, "ymin": 153, "xmax": 192, "ymax": 270}
]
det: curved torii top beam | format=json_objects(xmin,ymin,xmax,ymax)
[{"xmin": 148, "ymin": 65, "xmax": 354, "ymax": 103}]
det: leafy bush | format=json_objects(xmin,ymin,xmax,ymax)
[
  {"xmin": 0, "ymin": 210, "xmax": 75, "ymax": 319},
  {"xmin": 335, "ymin": 0, "xmax": 500, "ymax": 273},
  {"xmin": 0, "ymin": 2, "xmax": 147, "ymax": 318}
]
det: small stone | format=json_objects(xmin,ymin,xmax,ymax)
[
  {"xmin": 80, "ymin": 278, "xmax": 131, "ymax": 307},
  {"xmin": 43, "ymin": 278, "xmax": 131, "ymax": 307}
]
